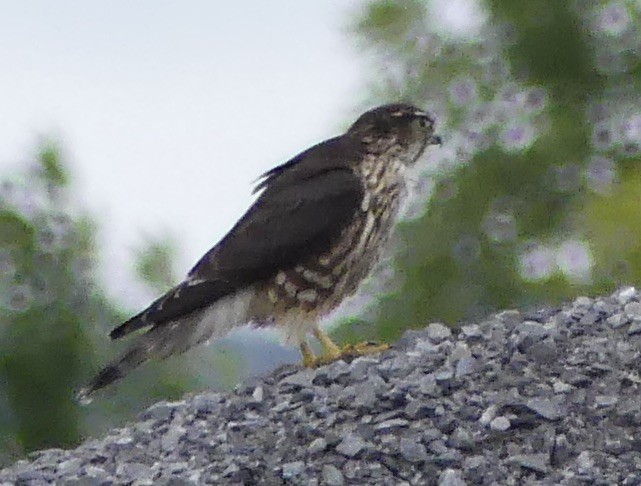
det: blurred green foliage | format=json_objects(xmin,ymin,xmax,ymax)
[
  {"xmin": 134, "ymin": 237, "xmax": 178, "ymax": 294},
  {"xmin": 0, "ymin": 146, "xmax": 100, "ymax": 461},
  {"xmin": 0, "ymin": 145, "xmax": 208, "ymax": 465},
  {"xmin": 336, "ymin": 0, "xmax": 641, "ymax": 343}
]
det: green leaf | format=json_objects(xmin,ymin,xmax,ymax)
[{"xmin": 38, "ymin": 144, "xmax": 68, "ymax": 187}]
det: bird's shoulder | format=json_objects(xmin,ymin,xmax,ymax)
[
  {"xmin": 253, "ymin": 135, "xmax": 364, "ymax": 195},
  {"xmin": 187, "ymin": 135, "xmax": 366, "ymax": 287}
]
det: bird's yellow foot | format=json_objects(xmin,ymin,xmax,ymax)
[
  {"xmin": 340, "ymin": 341, "xmax": 390, "ymax": 360},
  {"xmin": 300, "ymin": 328, "xmax": 390, "ymax": 368}
]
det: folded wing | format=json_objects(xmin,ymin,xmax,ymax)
[{"xmin": 110, "ymin": 137, "xmax": 363, "ymax": 339}]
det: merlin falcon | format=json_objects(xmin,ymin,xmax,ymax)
[{"xmin": 78, "ymin": 103, "xmax": 441, "ymax": 400}]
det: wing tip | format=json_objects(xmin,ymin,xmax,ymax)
[
  {"xmin": 74, "ymin": 387, "xmax": 94, "ymax": 406},
  {"xmin": 110, "ymin": 313, "xmax": 147, "ymax": 339},
  {"xmin": 109, "ymin": 324, "xmax": 127, "ymax": 340},
  {"xmin": 74, "ymin": 364, "xmax": 123, "ymax": 405}
]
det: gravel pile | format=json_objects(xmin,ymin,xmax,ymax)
[{"xmin": 4, "ymin": 287, "xmax": 641, "ymax": 485}]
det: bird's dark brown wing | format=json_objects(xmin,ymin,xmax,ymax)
[
  {"xmin": 109, "ymin": 279, "xmax": 236, "ymax": 339},
  {"xmin": 110, "ymin": 137, "xmax": 363, "ymax": 340}
]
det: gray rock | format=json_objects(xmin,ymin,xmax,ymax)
[
  {"xmin": 514, "ymin": 321, "xmax": 548, "ymax": 351},
  {"xmin": 308, "ymin": 437, "xmax": 328, "ymax": 454},
  {"xmin": 321, "ymin": 464, "xmax": 345, "ymax": 486},
  {"xmin": 511, "ymin": 453, "xmax": 549, "ymax": 474},
  {"xmin": 335, "ymin": 434, "xmax": 367, "ymax": 458},
  {"xmin": 427, "ymin": 322, "xmax": 452, "ymax": 343},
  {"xmin": 404, "ymin": 401, "xmax": 434, "ymax": 420},
  {"xmin": 3, "ymin": 288, "xmax": 641, "ymax": 486},
  {"xmin": 140, "ymin": 401, "xmax": 184, "ymax": 421},
  {"xmin": 526, "ymin": 340, "xmax": 558, "ymax": 363},
  {"xmin": 627, "ymin": 321, "xmax": 641, "ymax": 335},
  {"xmin": 399, "ymin": 437, "xmax": 427, "ymax": 462},
  {"xmin": 496, "ymin": 309, "xmax": 522, "ymax": 326},
  {"xmin": 280, "ymin": 369, "xmax": 315, "ymax": 389},
  {"xmin": 116, "ymin": 462, "xmax": 154, "ymax": 482},
  {"xmin": 606, "ymin": 312, "xmax": 629, "ymax": 329},
  {"xmin": 450, "ymin": 341, "xmax": 471, "ymax": 360},
  {"xmin": 84, "ymin": 466, "xmax": 109, "ymax": 482},
  {"xmin": 282, "ymin": 461, "xmax": 305, "ymax": 479},
  {"xmin": 374, "ymin": 418, "xmax": 409, "ymax": 431},
  {"xmin": 576, "ymin": 450, "xmax": 594, "ymax": 473},
  {"xmin": 161, "ymin": 424, "xmax": 186, "ymax": 452},
  {"xmin": 489, "ymin": 416, "xmax": 511, "ymax": 431},
  {"xmin": 460, "ymin": 324, "xmax": 482, "ymax": 339},
  {"xmin": 190, "ymin": 394, "xmax": 219, "ymax": 414},
  {"xmin": 525, "ymin": 397, "xmax": 564, "ymax": 420},
  {"xmin": 438, "ymin": 468, "xmax": 466, "ymax": 486},
  {"xmin": 435, "ymin": 369, "xmax": 454, "ymax": 382},
  {"xmin": 479, "ymin": 405, "xmax": 498, "ymax": 425},
  {"xmin": 448, "ymin": 427, "xmax": 474, "ymax": 451},
  {"xmin": 553, "ymin": 380, "xmax": 573, "ymax": 394},
  {"xmin": 516, "ymin": 320, "xmax": 548, "ymax": 338},
  {"xmin": 595, "ymin": 395, "xmax": 618, "ymax": 407},
  {"xmin": 455, "ymin": 356, "xmax": 478, "ymax": 377},
  {"xmin": 624, "ymin": 301, "xmax": 641, "ymax": 317},
  {"xmin": 222, "ymin": 462, "xmax": 239, "ymax": 477},
  {"xmin": 616, "ymin": 286, "xmax": 637, "ymax": 304},
  {"xmin": 573, "ymin": 296, "xmax": 593, "ymax": 309},
  {"xmin": 463, "ymin": 455, "xmax": 485, "ymax": 470},
  {"xmin": 57, "ymin": 458, "xmax": 82, "ymax": 476},
  {"xmin": 251, "ymin": 385, "xmax": 264, "ymax": 402},
  {"xmin": 579, "ymin": 311, "xmax": 599, "ymax": 325}
]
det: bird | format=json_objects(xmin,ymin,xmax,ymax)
[{"xmin": 76, "ymin": 103, "xmax": 441, "ymax": 402}]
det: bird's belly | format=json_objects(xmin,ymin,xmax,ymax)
[{"xmin": 248, "ymin": 188, "xmax": 404, "ymax": 332}]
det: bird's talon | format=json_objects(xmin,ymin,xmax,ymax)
[
  {"xmin": 300, "ymin": 340, "xmax": 390, "ymax": 368},
  {"xmin": 341, "ymin": 341, "xmax": 390, "ymax": 359},
  {"xmin": 301, "ymin": 355, "xmax": 318, "ymax": 368}
]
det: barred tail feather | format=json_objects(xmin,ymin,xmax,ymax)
[
  {"xmin": 75, "ymin": 339, "xmax": 152, "ymax": 404},
  {"xmin": 75, "ymin": 288, "xmax": 255, "ymax": 404}
]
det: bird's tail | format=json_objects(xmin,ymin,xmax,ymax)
[
  {"xmin": 75, "ymin": 289, "xmax": 254, "ymax": 404},
  {"xmin": 75, "ymin": 335, "xmax": 155, "ymax": 405},
  {"xmin": 75, "ymin": 310, "xmax": 219, "ymax": 404}
]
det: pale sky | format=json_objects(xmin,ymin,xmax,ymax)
[{"xmin": 0, "ymin": 1, "xmax": 370, "ymax": 306}]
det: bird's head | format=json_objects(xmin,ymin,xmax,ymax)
[{"xmin": 347, "ymin": 103, "xmax": 441, "ymax": 165}]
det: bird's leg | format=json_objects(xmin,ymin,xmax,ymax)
[
  {"xmin": 313, "ymin": 327, "xmax": 342, "ymax": 362},
  {"xmin": 299, "ymin": 341, "xmax": 317, "ymax": 368},
  {"xmin": 299, "ymin": 328, "xmax": 342, "ymax": 368}
]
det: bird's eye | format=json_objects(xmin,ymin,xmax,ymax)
[{"xmin": 418, "ymin": 118, "xmax": 427, "ymax": 128}]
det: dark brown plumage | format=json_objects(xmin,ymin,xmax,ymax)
[{"xmin": 77, "ymin": 103, "xmax": 441, "ymax": 402}]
